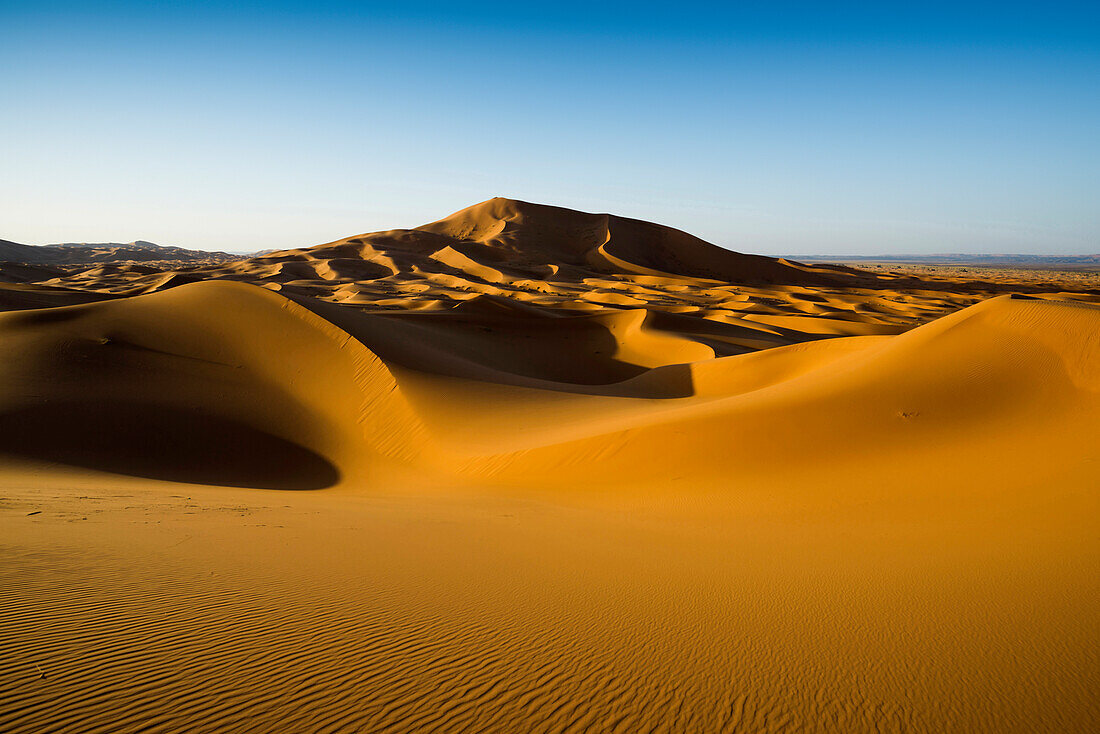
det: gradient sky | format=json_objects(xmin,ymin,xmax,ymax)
[{"xmin": 3, "ymin": 1, "xmax": 1098, "ymax": 254}]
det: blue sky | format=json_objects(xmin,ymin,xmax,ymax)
[{"xmin": 3, "ymin": 2, "xmax": 1098, "ymax": 254}]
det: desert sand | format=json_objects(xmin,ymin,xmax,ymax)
[{"xmin": 1, "ymin": 198, "xmax": 1097, "ymax": 732}]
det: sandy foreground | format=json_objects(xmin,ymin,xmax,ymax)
[{"xmin": 1, "ymin": 199, "xmax": 1098, "ymax": 732}]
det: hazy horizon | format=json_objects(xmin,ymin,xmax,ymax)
[
  {"xmin": 4, "ymin": 1, "xmax": 1098, "ymax": 255},
  {"xmin": 6, "ymin": 200, "xmax": 1100, "ymax": 259}
]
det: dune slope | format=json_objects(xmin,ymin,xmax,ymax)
[
  {"xmin": 5, "ymin": 280, "xmax": 1094, "ymax": 496},
  {"xmin": 0, "ymin": 281, "xmax": 436, "ymax": 488}
]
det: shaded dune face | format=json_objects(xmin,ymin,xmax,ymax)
[
  {"xmin": 0, "ymin": 402, "xmax": 338, "ymax": 490},
  {"xmin": 288, "ymin": 293, "xmax": 713, "ymax": 392},
  {"xmin": 0, "ymin": 283, "xmax": 359, "ymax": 490}
]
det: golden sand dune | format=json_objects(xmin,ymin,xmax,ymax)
[
  {"xmin": 2, "ymin": 279, "xmax": 1094, "ymax": 490},
  {"xmin": 1, "ymin": 200, "xmax": 1097, "ymax": 732}
]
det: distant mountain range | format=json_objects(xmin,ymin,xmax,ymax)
[{"xmin": 0, "ymin": 238, "xmax": 242, "ymax": 265}]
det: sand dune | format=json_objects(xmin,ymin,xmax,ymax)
[
  {"xmin": 1, "ymin": 200, "xmax": 1097, "ymax": 732},
  {"xmin": 3, "ymin": 279, "xmax": 1092, "ymax": 491}
]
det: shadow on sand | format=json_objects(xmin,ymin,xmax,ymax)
[{"xmin": 0, "ymin": 401, "xmax": 340, "ymax": 490}]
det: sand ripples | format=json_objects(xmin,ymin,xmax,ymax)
[
  {"xmin": 0, "ymin": 542, "xmax": 903, "ymax": 733},
  {"xmin": 2, "ymin": 507, "xmax": 1095, "ymax": 734}
]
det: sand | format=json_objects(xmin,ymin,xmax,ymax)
[{"xmin": 1, "ymin": 198, "xmax": 1097, "ymax": 732}]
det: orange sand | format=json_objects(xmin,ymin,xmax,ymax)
[{"xmin": 1, "ymin": 199, "xmax": 1097, "ymax": 732}]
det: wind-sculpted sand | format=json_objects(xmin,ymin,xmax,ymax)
[{"xmin": 1, "ymin": 199, "xmax": 1097, "ymax": 732}]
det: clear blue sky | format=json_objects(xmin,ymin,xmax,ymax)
[{"xmin": 3, "ymin": 1, "xmax": 1098, "ymax": 254}]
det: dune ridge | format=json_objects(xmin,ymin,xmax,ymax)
[{"xmin": 2, "ymin": 278, "xmax": 1095, "ymax": 496}]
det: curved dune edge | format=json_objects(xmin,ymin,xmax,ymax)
[
  {"xmin": 0, "ymin": 281, "xmax": 438, "ymax": 488},
  {"xmin": 440, "ymin": 294, "xmax": 1100, "ymax": 493},
  {"xmin": 0, "ymin": 280, "xmax": 1096, "ymax": 500}
]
